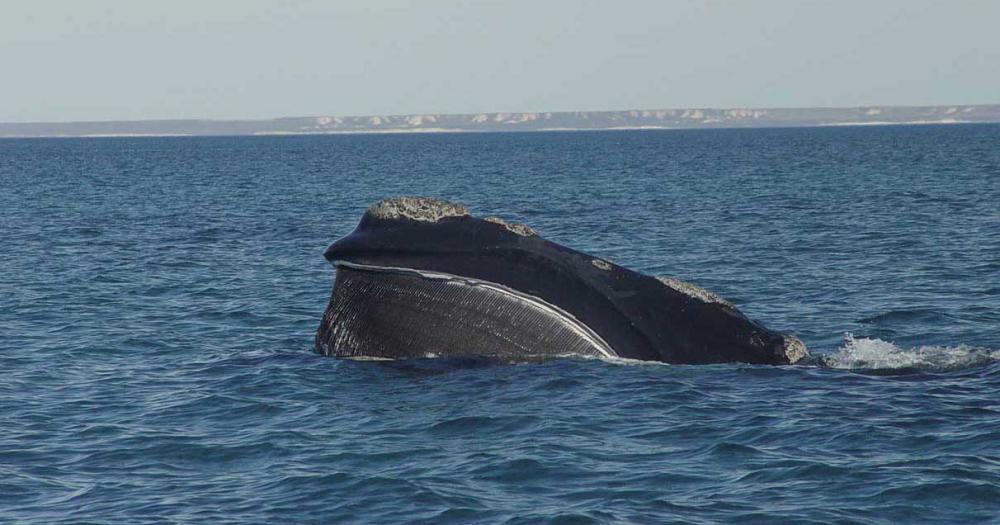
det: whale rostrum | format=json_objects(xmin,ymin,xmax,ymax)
[{"xmin": 316, "ymin": 197, "xmax": 809, "ymax": 365}]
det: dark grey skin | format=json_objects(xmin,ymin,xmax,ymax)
[{"xmin": 316, "ymin": 197, "xmax": 808, "ymax": 365}]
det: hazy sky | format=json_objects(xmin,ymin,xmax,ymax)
[{"xmin": 2, "ymin": 0, "xmax": 998, "ymax": 122}]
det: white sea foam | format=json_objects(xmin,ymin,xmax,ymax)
[
  {"xmin": 596, "ymin": 355, "xmax": 672, "ymax": 367},
  {"xmin": 822, "ymin": 333, "xmax": 999, "ymax": 371}
]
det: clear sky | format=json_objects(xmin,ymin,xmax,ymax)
[{"xmin": 2, "ymin": 0, "xmax": 998, "ymax": 122}]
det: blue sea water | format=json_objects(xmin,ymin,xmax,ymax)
[{"xmin": 1, "ymin": 125, "xmax": 999, "ymax": 524}]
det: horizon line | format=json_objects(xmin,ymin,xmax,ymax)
[
  {"xmin": 3, "ymin": 102, "xmax": 999, "ymax": 126},
  {"xmin": 3, "ymin": 103, "xmax": 999, "ymax": 139}
]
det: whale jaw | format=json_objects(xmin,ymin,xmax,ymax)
[{"xmin": 316, "ymin": 262, "xmax": 617, "ymax": 361}]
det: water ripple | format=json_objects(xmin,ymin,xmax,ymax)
[{"xmin": 2, "ymin": 127, "xmax": 999, "ymax": 523}]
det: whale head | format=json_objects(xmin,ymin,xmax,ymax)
[{"xmin": 316, "ymin": 197, "xmax": 809, "ymax": 365}]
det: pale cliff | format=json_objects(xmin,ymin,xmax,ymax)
[{"xmin": 2, "ymin": 105, "xmax": 998, "ymax": 138}]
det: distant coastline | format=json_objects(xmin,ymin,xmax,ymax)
[{"xmin": 2, "ymin": 104, "xmax": 998, "ymax": 138}]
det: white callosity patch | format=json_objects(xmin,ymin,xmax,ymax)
[
  {"xmin": 823, "ymin": 334, "xmax": 1000, "ymax": 371},
  {"xmin": 484, "ymin": 217, "xmax": 537, "ymax": 237},
  {"xmin": 780, "ymin": 334, "xmax": 810, "ymax": 364},
  {"xmin": 655, "ymin": 276, "xmax": 733, "ymax": 308},
  {"xmin": 366, "ymin": 196, "xmax": 542, "ymax": 234},
  {"xmin": 591, "ymin": 259, "xmax": 612, "ymax": 271},
  {"xmin": 366, "ymin": 197, "xmax": 470, "ymax": 223}
]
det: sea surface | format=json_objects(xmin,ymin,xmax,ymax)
[{"xmin": 2, "ymin": 125, "xmax": 999, "ymax": 524}]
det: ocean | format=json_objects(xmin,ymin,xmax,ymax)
[{"xmin": 2, "ymin": 125, "xmax": 998, "ymax": 524}]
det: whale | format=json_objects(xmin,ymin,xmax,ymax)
[{"xmin": 316, "ymin": 197, "xmax": 809, "ymax": 365}]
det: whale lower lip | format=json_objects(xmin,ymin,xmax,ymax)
[{"xmin": 316, "ymin": 261, "xmax": 617, "ymax": 360}]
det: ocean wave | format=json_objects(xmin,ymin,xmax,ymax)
[
  {"xmin": 820, "ymin": 334, "xmax": 1000, "ymax": 371},
  {"xmin": 857, "ymin": 307, "xmax": 954, "ymax": 324},
  {"xmin": 6, "ymin": 126, "xmax": 1000, "ymax": 524}
]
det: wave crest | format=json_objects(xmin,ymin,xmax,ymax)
[{"xmin": 820, "ymin": 334, "xmax": 999, "ymax": 371}]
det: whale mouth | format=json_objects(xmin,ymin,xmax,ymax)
[{"xmin": 316, "ymin": 261, "xmax": 617, "ymax": 360}]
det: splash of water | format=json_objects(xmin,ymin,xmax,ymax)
[{"xmin": 821, "ymin": 333, "xmax": 999, "ymax": 371}]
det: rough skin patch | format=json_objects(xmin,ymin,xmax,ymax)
[
  {"xmin": 591, "ymin": 259, "xmax": 613, "ymax": 271},
  {"xmin": 779, "ymin": 335, "xmax": 809, "ymax": 364},
  {"xmin": 656, "ymin": 276, "xmax": 734, "ymax": 308},
  {"xmin": 484, "ymin": 216, "xmax": 537, "ymax": 237},
  {"xmin": 366, "ymin": 197, "xmax": 470, "ymax": 222}
]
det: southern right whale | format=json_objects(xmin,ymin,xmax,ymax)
[{"xmin": 316, "ymin": 197, "xmax": 809, "ymax": 365}]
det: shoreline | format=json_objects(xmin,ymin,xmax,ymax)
[
  {"xmin": 3, "ymin": 104, "xmax": 999, "ymax": 139},
  {"xmin": 0, "ymin": 117, "xmax": 996, "ymax": 140}
]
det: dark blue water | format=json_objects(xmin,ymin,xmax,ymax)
[{"xmin": 2, "ymin": 126, "xmax": 999, "ymax": 524}]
